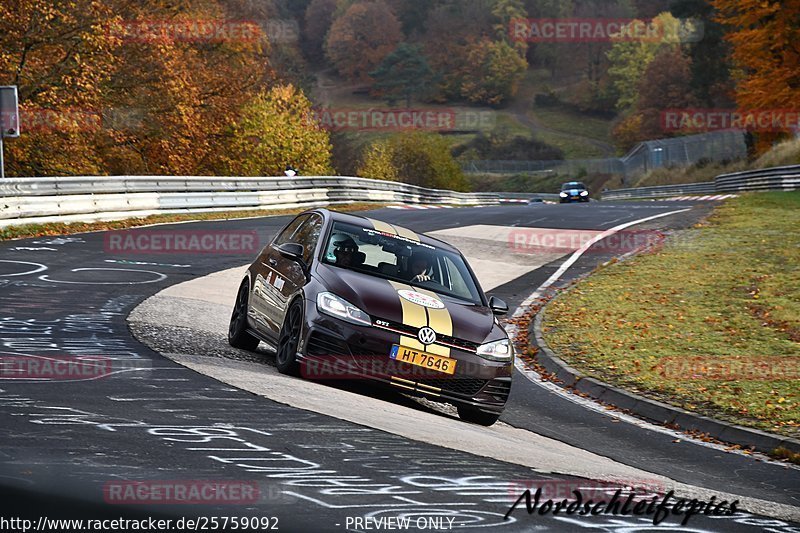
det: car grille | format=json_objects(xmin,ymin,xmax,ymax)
[
  {"xmin": 373, "ymin": 318, "xmax": 480, "ymax": 353},
  {"xmin": 306, "ymin": 332, "xmax": 492, "ymax": 398},
  {"xmin": 483, "ymin": 378, "xmax": 512, "ymax": 402},
  {"xmin": 306, "ymin": 332, "xmax": 351, "ymax": 357},
  {"xmin": 438, "ymin": 333, "xmax": 480, "ymax": 353},
  {"xmin": 416, "ymin": 378, "xmax": 488, "ymax": 397}
]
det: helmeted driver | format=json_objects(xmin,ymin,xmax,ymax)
[{"xmin": 331, "ymin": 234, "xmax": 359, "ymax": 267}]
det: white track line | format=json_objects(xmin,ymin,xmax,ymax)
[{"xmin": 513, "ymin": 208, "xmax": 691, "ymax": 310}]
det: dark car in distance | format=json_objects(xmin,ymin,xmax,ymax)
[
  {"xmin": 559, "ymin": 181, "xmax": 590, "ymax": 203},
  {"xmin": 228, "ymin": 209, "xmax": 513, "ymax": 425}
]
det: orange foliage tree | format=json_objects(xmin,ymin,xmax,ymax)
[
  {"xmin": 613, "ymin": 47, "xmax": 697, "ymax": 151},
  {"xmin": 0, "ymin": 0, "xmax": 120, "ymax": 175},
  {"xmin": 0, "ymin": 0, "xmax": 333, "ymax": 177},
  {"xmin": 98, "ymin": 0, "xmax": 273, "ymax": 175},
  {"xmin": 324, "ymin": 0, "xmax": 403, "ymax": 82},
  {"xmin": 712, "ymin": 0, "xmax": 800, "ymax": 153},
  {"xmin": 221, "ymin": 84, "xmax": 333, "ymax": 177}
]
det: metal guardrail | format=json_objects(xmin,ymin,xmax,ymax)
[
  {"xmin": 715, "ymin": 164, "xmax": 800, "ymax": 192},
  {"xmin": 0, "ymin": 176, "xmax": 500, "ymax": 228},
  {"xmin": 489, "ymin": 192, "xmax": 560, "ymax": 203},
  {"xmin": 601, "ymin": 181, "xmax": 715, "ymax": 200},
  {"xmin": 601, "ymin": 164, "xmax": 800, "ymax": 200}
]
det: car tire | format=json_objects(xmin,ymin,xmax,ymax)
[
  {"xmin": 457, "ymin": 405, "xmax": 500, "ymax": 426},
  {"xmin": 275, "ymin": 299, "xmax": 303, "ymax": 375},
  {"xmin": 229, "ymin": 279, "xmax": 260, "ymax": 351}
]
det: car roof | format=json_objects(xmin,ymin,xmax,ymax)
[{"xmin": 312, "ymin": 208, "xmax": 460, "ymax": 254}]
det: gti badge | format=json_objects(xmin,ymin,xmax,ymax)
[{"xmin": 418, "ymin": 326, "xmax": 437, "ymax": 345}]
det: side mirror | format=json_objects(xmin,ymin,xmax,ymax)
[
  {"xmin": 488, "ymin": 296, "xmax": 508, "ymax": 316},
  {"xmin": 276, "ymin": 242, "xmax": 304, "ymax": 261}
]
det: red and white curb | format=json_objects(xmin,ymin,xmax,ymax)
[
  {"xmin": 387, "ymin": 200, "xmax": 557, "ymax": 209},
  {"xmin": 386, "ymin": 204, "xmax": 455, "ymax": 210},
  {"xmin": 499, "ymin": 199, "xmax": 558, "ymax": 204},
  {"xmin": 657, "ymin": 194, "xmax": 738, "ymax": 202}
]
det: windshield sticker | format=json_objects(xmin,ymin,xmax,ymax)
[{"xmin": 361, "ymin": 228, "xmax": 434, "ymax": 249}]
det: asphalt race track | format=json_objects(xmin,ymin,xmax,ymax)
[{"xmin": 1, "ymin": 201, "xmax": 798, "ymax": 532}]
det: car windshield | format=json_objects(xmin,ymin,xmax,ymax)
[
  {"xmin": 322, "ymin": 221, "xmax": 483, "ymax": 305},
  {"xmin": 562, "ymin": 182, "xmax": 586, "ymax": 190}
]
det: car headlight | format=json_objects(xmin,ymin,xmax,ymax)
[
  {"xmin": 559, "ymin": 192, "xmax": 568, "ymax": 197},
  {"xmin": 476, "ymin": 338, "xmax": 512, "ymax": 361},
  {"xmin": 580, "ymin": 190, "xmax": 589, "ymax": 196},
  {"xmin": 317, "ymin": 292, "xmax": 371, "ymax": 326}
]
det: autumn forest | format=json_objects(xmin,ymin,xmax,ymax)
[{"xmin": 0, "ymin": 0, "xmax": 797, "ymax": 188}]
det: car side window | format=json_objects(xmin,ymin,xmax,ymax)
[
  {"xmin": 291, "ymin": 214, "xmax": 324, "ymax": 263},
  {"xmin": 273, "ymin": 215, "xmax": 310, "ymax": 246},
  {"xmin": 443, "ymin": 256, "xmax": 478, "ymax": 302}
]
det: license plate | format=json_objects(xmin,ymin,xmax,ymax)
[{"xmin": 390, "ymin": 345, "xmax": 457, "ymax": 375}]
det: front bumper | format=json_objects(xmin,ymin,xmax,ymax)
[
  {"xmin": 298, "ymin": 300, "xmax": 513, "ymax": 413},
  {"xmin": 560, "ymin": 195, "xmax": 589, "ymax": 203}
]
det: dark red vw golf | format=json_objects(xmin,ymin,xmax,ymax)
[{"xmin": 228, "ymin": 209, "xmax": 513, "ymax": 425}]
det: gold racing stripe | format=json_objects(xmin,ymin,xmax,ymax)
[
  {"xmin": 366, "ymin": 217, "xmax": 420, "ymax": 243},
  {"xmin": 389, "ymin": 281, "xmax": 426, "ymax": 350},
  {"xmin": 389, "ymin": 282, "xmax": 452, "ymax": 356},
  {"xmin": 391, "ymin": 224, "xmax": 420, "ymax": 242},
  {"xmin": 417, "ymin": 288, "xmax": 452, "ymax": 357},
  {"xmin": 366, "ymin": 218, "xmax": 396, "ymax": 235}
]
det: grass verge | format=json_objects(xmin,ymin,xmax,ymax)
[
  {"xmin": 543, "ymin": 192, "xmax": 800, "ymax": 439},
  {"xmin": 533, "ymin": 106, "xmax": 613, "ymax": 144},
  {"xmin": 535, "ymin": 129, "xmax": 606, "ymax": 159},
  {"xmin": 0, "ymin": 203, "xmax": 390, "ymax": 242}
]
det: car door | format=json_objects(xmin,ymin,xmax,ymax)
[
  {"xmin": 271, "ymin": 213, "xmax": 325, "ymax": 331},
  {"xmin": 251, "ymin": 214, "xmax": 309, "ymax": 337}
]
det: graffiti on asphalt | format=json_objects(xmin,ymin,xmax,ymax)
[{"xmin": 10, "ymin": 403, "xmax": 796, "ymax": 532}]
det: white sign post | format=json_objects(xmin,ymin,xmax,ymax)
[{"xmin": 0, "ymin": 86, "xmax": 20, "ymax": 179}]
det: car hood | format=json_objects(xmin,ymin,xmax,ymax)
[{"xmin": 314, "ymin": 264, "xmax": 496, "ymax": 344}]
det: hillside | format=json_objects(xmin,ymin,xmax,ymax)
[{"xmin": 2, "ymin": 0, "xmax": 797, "ymax": 188}]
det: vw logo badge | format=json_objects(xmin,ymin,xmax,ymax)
[{"xmin": 418, "ymin": 327, "xmax": 437, "ymax": 345}]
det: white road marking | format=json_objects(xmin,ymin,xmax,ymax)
[
  {"xmin": 512, "ymin": 209, "xmax": 691, "ymax": 310},
  {"xmin": 39, "ymin": 268, "xmax": 167, "ymax": 285},
  {"xmin": 0, "ymin": 260, "xmax": 48, "ymax": 277}
]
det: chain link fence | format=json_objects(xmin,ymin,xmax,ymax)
[{"xmin": 462, "ymin": 130, "xmax": 748, "ymax": 182}]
